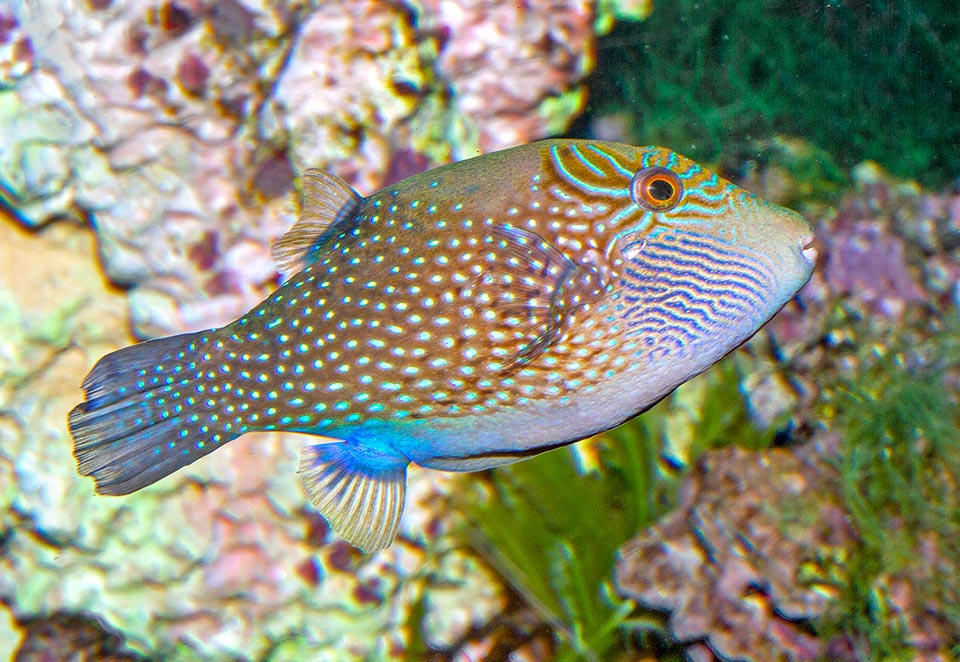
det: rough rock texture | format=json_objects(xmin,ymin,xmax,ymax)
[
  {"xmin": 417, "ymin": 0, "xmax": 594, "ymax": 153},
  {"xmin": 615, "ymin": 437, "xmax": 960, "ymax": 662},
  {"xmin": 616, "ymin": 440, "xmax": 851, "ymax": 662},
  {"xmin": 735, "ymin": 153, "xmax": 960, "ymax": 431},
  {"xmin": 269, "ymin": 1, "xmax": 425, "ymax": 190},
  {"xmin": 1, "ymin": 0, "xmax": 603, "ymax": 341},
  {"xmin": 772, "ymin": 161, "xmax": 960, "ymax": 343},
  {"xmin": 13, "ymin": 611, "xmax": 146, "ymax": 662},
  {"xmin": 2, "ymin": 1, "xmax": 295, "ymax": 337}
]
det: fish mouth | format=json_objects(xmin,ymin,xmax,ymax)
[{"xmin": 800, "ymin": 235, "xmax": 818, "ymax": 265}]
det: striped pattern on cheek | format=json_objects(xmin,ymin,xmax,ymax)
[{"xmin": 618, "ymin": 230, "xmax": 776, "ymax": 361}]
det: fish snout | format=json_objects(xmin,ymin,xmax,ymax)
[
  {"xmin": 770, "ymin": 204, "xmax": 817, "ymax": 273},
  {"xmin": 760, "ymin": 205, "xmax": 817, "ymax": 293}
]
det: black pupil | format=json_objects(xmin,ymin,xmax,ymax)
[{"xmin": 648, "ymin": 178, "xmax": 674, "ymax": 201}]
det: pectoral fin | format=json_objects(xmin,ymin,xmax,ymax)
[
  {"xmin": 299, "ymin": 441, "xmax": 408, "ymax": 553},
  {"xmin": 480, "ymin": 225, "xmax": 610, "ymax": 368}
]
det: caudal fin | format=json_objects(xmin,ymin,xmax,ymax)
[{"xmin": 68, "ymin": 331, "xmax": 238, "ymax": 495}]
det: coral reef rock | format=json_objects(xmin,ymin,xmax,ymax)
[
  {"xmin": 2, "ymin": 0, "xmax": 604, "ymax": 341},
  {"xmin": 418, "ymin": 0, "xmax": 594, "ymax": 152},
  {"xmin": 615, "ymin": 436, "xmax": 960, "ymax": 662},
  {"xmin": 615, "ymin": 440, "xmax": 849, "ymax": 662}
]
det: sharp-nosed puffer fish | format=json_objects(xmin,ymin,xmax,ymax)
[{"xmin": 69, "ymin": 140, "xmax": 816, "ymax": 552}]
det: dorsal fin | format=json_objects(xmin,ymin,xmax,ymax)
[{"xmin": 272, "ymin": 169, "xmax": 362, "ymax": 281}]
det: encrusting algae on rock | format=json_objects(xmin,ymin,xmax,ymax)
[{"xmin": 69, "ymin": 139, "xmax": 816, "ymax": 552}]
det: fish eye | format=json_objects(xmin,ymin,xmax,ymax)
[{"xmin": 630, "ymin": 167, "xmax": 683, "ymax": 212}]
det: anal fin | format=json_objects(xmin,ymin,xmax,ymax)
[{"xmin": 299, "ymin": 442, "xmax": 409, "ymax": 553}]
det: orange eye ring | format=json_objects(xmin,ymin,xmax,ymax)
[{"xmin": 630, "ymin": 167, "xmax": 683, "ymax": 212}]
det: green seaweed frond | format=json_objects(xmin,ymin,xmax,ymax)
[{"xmin": 456, "ymin": 438, "xmax": 644, "ymax": 661}]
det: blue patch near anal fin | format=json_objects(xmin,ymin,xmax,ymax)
[{"xmin": 299, "ymin": 442, "xmax": 409, "ymax": 553}]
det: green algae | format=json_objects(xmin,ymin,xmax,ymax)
[
  {"xmin": 818, "ymin": 322, "xmax": 960, "ymax": 659},
  {"xmin": 577, "ymin": 0, "xmax": 960, "ymax": 188},
  {"xmin": 540, "ymin": 87, "xmax": 589, "ymax": 137},
  {"xmin": 594, "ymin": 0, "xmax": 653, "ymax": 34}
]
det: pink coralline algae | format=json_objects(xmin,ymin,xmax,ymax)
[
  {"xmin": 847, "ymin": 165, "xmax": 960, "ymax": 310},
  {"xmin": 741, "ymin": 162, "xmax": 960, "ymax": 436},
  {"xmin": 270, "ymin": 1, "xmax": 426, "ymax": 193},
  {"xmin": 819, "ymin": 166, "xmax": 928, "ymax": 320},
  {"xmin": 766, "ymin": 162, "xmax": 960, "ymax": 356},
  {"xmin": 616, "ymin": 440, "xmax": 851, "ymax": 662},
  {"xmin": 420, "ymin": 0, "xmax": 595, "ymax": 152},
  {"xmin": 5, "ymin": 1, "xmax": 299, "ymax": 336},
  {"xmin": 0, "ymin": 9, "xmax": 33, "ymax": 83},
  {"xmin": 822, "ymin": 218, "xmax": 923, "ymax": 318}
]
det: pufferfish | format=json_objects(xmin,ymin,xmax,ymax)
[{"xmin": 69, "ymin": 140, "xmax": 816, "ymax": 552}]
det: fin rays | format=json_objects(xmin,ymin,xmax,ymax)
[
  {"xmin": 272, "ymin": 169, "xmax": 362, "ymax": 281},
  {"xmin": 68, "ymin": 330, "xmax": 238, "ymax": 496},
  {"xmin": 299, "ymin": 443, "xmax": 408, "ymax": 553},
  {"xmin": 480, "ymin": 225, "xmax": 609, "ymax": 368}
]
